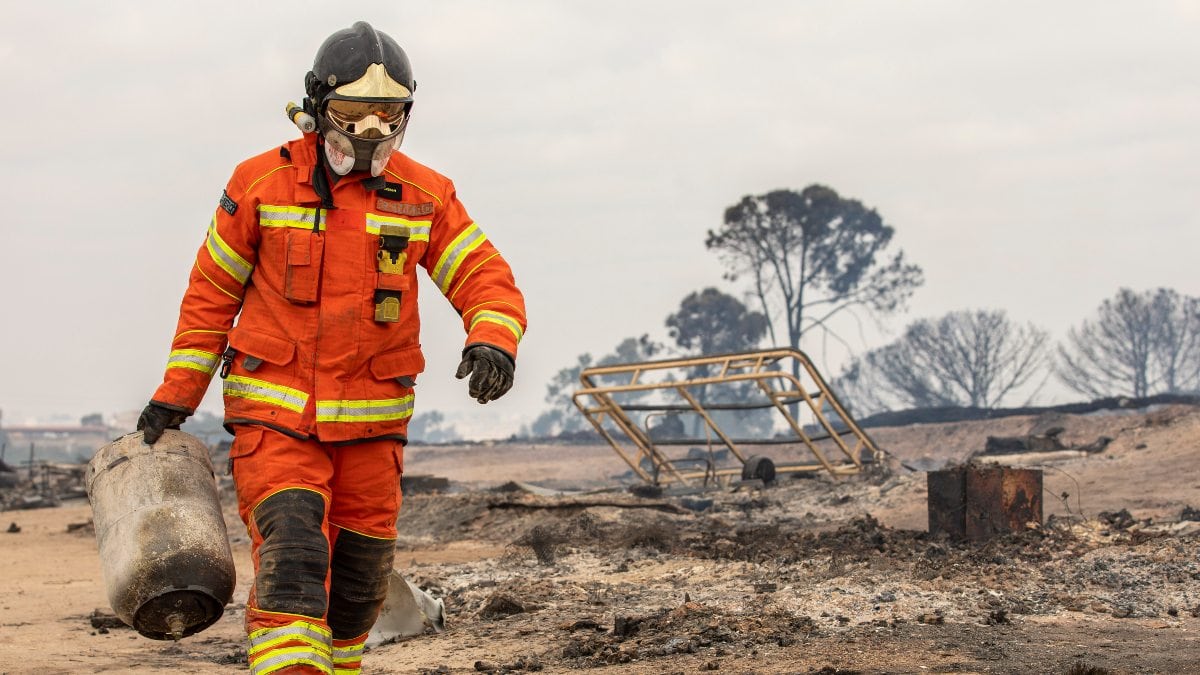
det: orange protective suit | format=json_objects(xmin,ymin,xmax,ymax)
[
  {"xmin": 153, "ymin": 135, "xmax": 526, "ymax": 441},
  {"xmin": 150, "ymin": 135, "xmax": 526, "ymax": 674}
]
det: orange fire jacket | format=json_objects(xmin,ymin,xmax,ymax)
[{"xmin": 152, "ymin": 135, "xmax": 527, "ymax": 442}]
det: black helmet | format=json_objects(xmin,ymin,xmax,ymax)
[{"xmin": 304, "ymin": 22, "xmax": 416, "ymax": 176}]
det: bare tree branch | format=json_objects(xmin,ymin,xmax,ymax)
[
  {"xmin": 705, "ymin": 186, "xmax": 924, "ymax": 373},
  {"xmin": 833, "ymin": 309, "xmax": 1050, "ymax": 411},
  {"xmin": 1057, "ymin": 287, "xmax": 1200, "ymax": 398}
]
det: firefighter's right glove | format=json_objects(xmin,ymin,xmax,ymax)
[
  {"xmin": 455, "ymin": 345, "xmax": 515, "ymax": 404},
  {"xmin": 137, "ymin": 402, "xmax": 192, "ymax": 445}
]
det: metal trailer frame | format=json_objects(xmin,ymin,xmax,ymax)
[{"xmin": 571, "ymin": 348, "xmax": 883, "ymax": 486}]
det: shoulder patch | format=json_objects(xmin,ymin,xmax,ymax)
[{"xmin": 219, "ymin": 189, "xmax": 238, "ymax": 216}]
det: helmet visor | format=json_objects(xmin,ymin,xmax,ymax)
[{"xmin": 325, "ymin": 99, "xmax": 409, "ymax": 140}]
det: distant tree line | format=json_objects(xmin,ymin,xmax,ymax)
[{"xmin": 523, "ymin": 183, "xmax": 1200, "ymax": 438}]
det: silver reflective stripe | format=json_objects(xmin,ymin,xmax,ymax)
[
  {"xmin": 206, "ymin": 218, "xmax": 253, "ymax": 284},
  {"xmin": 332, "ymin": 641, "xmax": 364, "ymax": 665},
  {"xmin": 250, "ymin": 649, "xmax": 332, "ymax": 675},
  {"xmin": 365, "ymin": 214, "xmax": 430, "ymax": 242},
  {"xmin": 332, "ymin": 644, "xmax": 363, "ymax": 659},
  {"xmin": 259, "ymin": 205, "xmax": 322, "ymax": 229},
  {"xmin": 224, "ymin": 375, "xmax": 309, "ymax": 413},
  {"xmin": 406, "ymin": 222, "xmax": 431, "ymax": 241},
  {"xmin": 316, "ymin": 396, "xmax": 415, "ymax": 423},
  {"xmin": 248, "ymin": 623, "xmax": 331, "ymax": 650},
  {"xmin": 431, "ymin": 224, "xmax": 486, "ymax": 292},
  {"xmin": 166, "ymin": 349, "xmax": 220, "ymax": 374},
  {"xmin": 470, "ymin": 310, "xmax": 524, "ymax": 342}
]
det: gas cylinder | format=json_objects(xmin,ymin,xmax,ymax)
[{"xmin": 86, "ymin": 429, "xmax": 236, "ymax": 640}]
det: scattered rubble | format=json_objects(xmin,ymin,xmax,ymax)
[
  {"xmin": 3, "ymin": 402, "xmax": 1198, "ymax": 672},
  {"xmin": 479, "ymin": 592, "xmax": 529, "ymax": 620}
]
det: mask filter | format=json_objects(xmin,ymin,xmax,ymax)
[
  {"xmin": 370, "ymin": 135, "xmax": 402, "ymax": 176},
  {"xmin": 321, "ymin": 128, "xmax": 401, "ymax": 177},
  {"xmin": 322, "ymin": 129, "xmax": 357, "ymax": 176}
]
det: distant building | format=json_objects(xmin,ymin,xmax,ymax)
[{"xmin": 0, "ymin": 412, "xmax": 114, "ymax": 464}]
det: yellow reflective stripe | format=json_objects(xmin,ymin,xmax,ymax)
[
  {"xmin": 431, "ymin": 223, "xmax": 486, "ymax": 293},
  {"xmin": 249, "ymin": 633, "xmax": 330, "ymax": 660},
  {"xmin": 166, "ymin": 349, "xmax": 220, "ymax": 374},
  {"xmin": 195, "ymin": 261, "xmax": 241, "ymax": 301},
  {"xmin": 332, "ymin": 645, "xmax": 364, "ymax": 664},
  {"xmin": 448, "ymin": 251, "xmax": 500, "ymax": 302},
  {"xmin": 382, "ymin": 169, "xmax": 444, "ymax": 206},
  {"xmin": 206, "ymin": 216, "xmax": 253, "ymax": 284},
  {"xmin": 365, "ymin": 213, "xmax": 431, "ymax": 242},
  {"xmin": 328, "ymin": 524, "xmax": 396, "ymax": 541},
  {"xmin": 316, "ymin": 396, "xmax": 415, "ymax": 423},
  {"xmin": 224, "ymin": 375, "xmax": 309, "ymax": 413},
  {"xmin": 332, "ymin": 643, "xmax": 365, "ymax": 658},
  {"xmin": 250, "ymin": 647, "xmax": 333, "ymax": 675},
  {"xmin": 250, "ymin": 607, "xmax": 335, "ymax": 624},
  {"xmin": 258, "ymin": 204, "xmax": 325, "ymax": 230},
  {"xmin": 463, "ymin": 299, "xmax": 524, "ymax": 318},
  {"xmin": 248, "ymin": 620, "xmax": 332, "ymax": 644},
  {"xmin": 251, "ymin": 487, "xmax": 330, "ymax": 521},
  {"xmin": 245, "ymin": 164, "xmax": 294, "ymax": 194},
  {"xmin": 469, "ymin": 310, "xmax": 524, "ymax": 342},
  {"xmin": 174, "ymin": 328, "xmax": 227, "ymax": 341}
]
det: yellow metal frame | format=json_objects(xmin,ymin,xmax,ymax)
[{"xmin": 571, "ymin": 348, "xmax": 883, "ymax": 486}]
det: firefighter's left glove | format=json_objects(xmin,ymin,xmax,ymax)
[
  {"xmin": 455, "ymin": 345, "xmax": 515, "ymax": 404},
  {"xmin": 137, "ymin": 401, "xmax": 192, "ymax": 445}
]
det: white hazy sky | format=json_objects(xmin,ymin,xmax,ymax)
[{"xmin": 1, "ymin": 2, "xmax": 1198, "ymax": 437}]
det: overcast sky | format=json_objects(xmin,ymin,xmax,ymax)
[{"xmin": 1, "ymin": 2, "xmax": 1198, "ymax": 437}]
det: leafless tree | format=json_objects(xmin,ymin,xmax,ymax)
[
  {"xmin": 705, "ymin": 186, "xmax": 923, "ymax": 378},
  {"xmin": 1057, "ymin": 288, "xmax": 1200, "ymax": 398},
  {"xmin": 835, "ymin": 310, "xmax": 1049, "ymax": 412}
]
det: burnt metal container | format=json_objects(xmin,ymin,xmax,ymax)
[
  {"xmin": 86, "ymin": 430, "xmax": 235, "ymax": 640},
  {"xmin": 928, "ymin": 464, "xmax": 1042, "ymax": 541}
]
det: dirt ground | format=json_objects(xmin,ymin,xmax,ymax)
[{"xmin": 1, "ymin": 404, "xmax": 1198, "ymax": 674}]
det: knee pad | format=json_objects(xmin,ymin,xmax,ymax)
[
  {"xmin": 253, "ymin": 488, "xmax": 329, "ymax": 617},
  {"xmin": 327, "ymin": 530, "xmax": 396, "ymax": 639}
]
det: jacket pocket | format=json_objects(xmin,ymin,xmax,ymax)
[
  {"xmin": 228, "ymin": 326, "xmax": 296, "ymax": 371},
  {"xmin": 370, "ymin": 344, "xmax": 425, "ymax": 387},
  {"xmin": 226, "ymin": 425, "xmax": 264, "ymax": 476},
  {"xmin": 285, "ymin": 229, "xmax": 324, "ymax": 303}
]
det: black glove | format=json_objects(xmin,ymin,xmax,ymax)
[
  {"xmin": 455, "ymin": 345, "xmax": 515, "ymax": 404},
  {"xmin": 137, "ymin": 401, "xmax": 192, "ymax": 445}
]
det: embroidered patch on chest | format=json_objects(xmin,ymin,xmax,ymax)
[
  {"xmin": 377, "ymin": 181, "xmax": 403, "ymax": 201},
  {"xmin": 377, "ymin": 199, "xmax": 435, "ymax": 217}
]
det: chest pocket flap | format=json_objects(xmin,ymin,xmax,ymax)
[{"xmin": 228, "ymin": 326, "xmax": 296, "ymax": 366}]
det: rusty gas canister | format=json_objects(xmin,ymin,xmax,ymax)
[{"xmin": 86, "ymin": 430, "xmax": 235, "ymax": 640}]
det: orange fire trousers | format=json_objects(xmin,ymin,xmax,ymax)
[{"xmin": 228, "ymin": 425, "xmax": 404, "ymax": 675}]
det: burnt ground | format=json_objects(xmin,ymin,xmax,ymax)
[
  {"xmin": 1, "ymin": 404, "xmax": 1198, "ymax": 673},
  {"xmin": 374, "ymin": 485, "xmax": 1200, "ymax": 674}
]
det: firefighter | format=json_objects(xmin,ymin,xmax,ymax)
[{"xmin": 137, "ymin": 21, "xmax": 526, "ymax": 674}]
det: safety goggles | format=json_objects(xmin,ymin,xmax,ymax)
[{"xmin": 325, "ymin": 99, "xmax": 409, "ymax": 139}]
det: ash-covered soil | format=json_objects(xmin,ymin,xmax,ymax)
[
  {"xmin": 1, "ymin": 404, "xmax": 1198, "ymax": 673},
  {"xmin": 379, "ymin": 484, "xmax": 1199, "ymax": 674},
  {"xmin": 377, "ymin": 404, "xmax": 1200, "ymax": 674}
]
